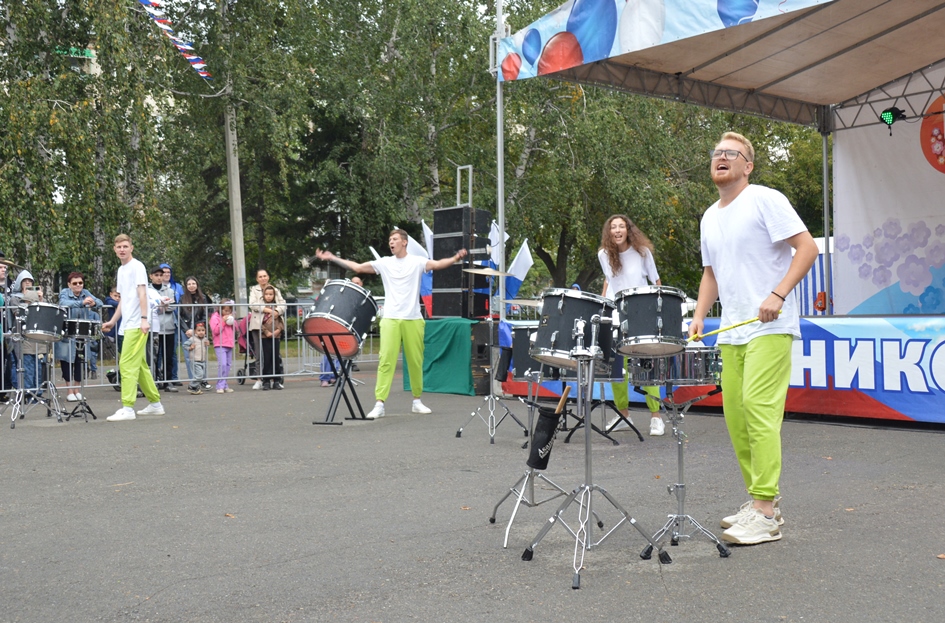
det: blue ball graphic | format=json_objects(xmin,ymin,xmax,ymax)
[
  {"xmin": 717, "ymin": 0, "xmax": 759, "ymax": 28},
  {"xmin": 566, "ymin": 0, "xmax": 617, "ymax": 63},
  {"xmin": 523, "ymin": 28, "xmax": 542, "ymax": 65}
]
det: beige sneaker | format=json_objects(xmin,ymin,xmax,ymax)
[
  {"xmin": 721, "ymin": 496, "xmax": 783, "ymax": 529},
  {"xmin": 721, "ymin": 509, "xmax": 782, "ymax": 545}
]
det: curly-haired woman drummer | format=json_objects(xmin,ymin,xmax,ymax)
[{"xmin": 598, "ymin": 214, "xmax": 665, "ymax": 436}]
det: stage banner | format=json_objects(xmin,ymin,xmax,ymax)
[{"xmin": 833, "ymin": 84, "xmax": 945, "ymax": 314}]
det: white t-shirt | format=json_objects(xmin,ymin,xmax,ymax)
[
  {"xmin": 370, "ymin": 254, "xmax": 429, "ymax": 320},
  {"xmin": 700, "ymin": 184, "xmax": 807, "ymax": 345},
  {"xmin": 116, "ymin": 258, "xmax": 149, "ymax": 331},
  {"xmin": 597, "ymin": 246, "xmax": 659, "ymax": 299}
]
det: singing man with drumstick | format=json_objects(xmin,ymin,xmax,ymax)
[
  {"xmin": 315, "ymin": 229, "xmax": 467, "ymax": 419},
  {"xmin": 597, "ymin": 214, "xmax": 666, "ymax": 436},
  {"xmin": 688, "ymin": 132, "xmax": 818, "ymax": 545}
]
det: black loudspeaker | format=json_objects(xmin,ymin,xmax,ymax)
[
  {"xmin": 511, "ymin": 325, "xmax": 558, "ymax": 380},
  {"xmin": 431, "ymin": 205, "xmax": 492, "ymax": 318}
]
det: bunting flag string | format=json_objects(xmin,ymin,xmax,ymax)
[{"xmin": 136, "ymin": 0, "xmax": 212, "ymax": 80}]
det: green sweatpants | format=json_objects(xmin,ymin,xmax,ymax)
[
  {"xmin": 376, "ymin": 318, "xmax": 425, "ymax": 402},
  {"xmin": 120, "ymin": 328, "xmax": 161, "ymax": 407},
  {"xmin": 719, "ymin": 334, "xmax": 793, "ymax": 501}
]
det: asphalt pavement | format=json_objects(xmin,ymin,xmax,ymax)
[{"xmin": 1, "ymin": 365, "xmax": 943, "ymax": 623}]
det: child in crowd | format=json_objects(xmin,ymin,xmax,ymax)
[
  {"xmin": 260, "ymin": 285, "xmax": 285, "ymax": 390},
  {"xmin": 210, "ymin": 301, "xmax": 236, "ymax": 394},
  {"xmin": 184, "ymin": 322, "xmax": 210, "ymax": 395}
]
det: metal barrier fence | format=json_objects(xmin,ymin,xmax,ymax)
[{"xmin": 0, "ymin": 302, "xmax": 380, "ymax": 394}]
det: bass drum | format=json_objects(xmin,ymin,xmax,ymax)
[{"xmin": 301, "ymin": 279, "xmax": 377, "ymax": 358}]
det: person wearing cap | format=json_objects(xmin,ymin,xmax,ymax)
[
  {"xmin": 570, "ymin": 283, "xmax": 581, "ymax": 291},
  {"xmin": 101, "ymin": 234, "xmax": 165, "ymax": 421},
  {"xmin": 159, "ymin": 263, "xmax": 184, "ymax": 386}
]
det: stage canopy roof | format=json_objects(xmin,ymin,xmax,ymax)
[{"xmin": 497, "ymin": 0, "xmax": 945, "ymax": 132}]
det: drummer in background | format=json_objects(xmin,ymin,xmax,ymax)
[
  {"xmin": 9, "ymin": 270, "xmax": 45, "ymax": 402},
  {"xmin": 689, "ymin": 132, "xmax": 817, "ymax": 546},
  {"xmin": 597, "ymin": 214, "xmax": 665, "ymax": 436},
  {"xmin": 56, "ymin": 272, "xmax": 103, "ymax": 402},
  {"xmin": 315, "ymin": 230, "xmax": 466, "ymax": 419}
]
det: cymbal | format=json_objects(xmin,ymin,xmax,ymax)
[
  {"xmin": 0, "ymin": 258, "xmax": 23, "ymax": 270},
  {"xmin": 503, "ymin": 298, "xmax": 541, "ymax": 308},
  {"xmin": 463, "ymin": 267, "xmax": 512, "ymax": 277}
]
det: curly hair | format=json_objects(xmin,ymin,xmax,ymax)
[{"xmin": 599, "ymin": 214, "xmax": 654, "ymax": 277}]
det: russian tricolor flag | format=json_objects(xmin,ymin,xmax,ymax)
[{"xmin": 504, "ymin": 239, "xmax": 533, "ymax": 301}]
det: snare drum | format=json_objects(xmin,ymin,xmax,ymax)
[
  {"xmin": 21, "ymin": 302, "xmax": 67, "ymax": 342},
  {"xmin": 301, "ymin": 279, "xmax": 377, "ymax": 358},
  {"xmin": 627, "ymin": 345, "xmax": 722, "ymax": 387},
  {"xmin": 531, "ymin": 289, "xmax": 614, "ymax": 373},
  {"xmin": 614, "ymin": 285, "xmax": 687, "ymax": 357},
  {"xmin": 64, "ymin": 318, "xmax": 101, "ymax": 340}
]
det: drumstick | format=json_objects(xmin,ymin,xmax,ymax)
[
  {"xmin": 688, "ymin": 311, "xmax": 782, "ymax": 342},
  {"xmin": 555, "ymin": 385, "xmax": 571, "ymax": 414}
]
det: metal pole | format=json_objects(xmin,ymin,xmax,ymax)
[
  {"xmin": 496, "ymin": 0, "xmax": 507, "ymax": 322},
  {"xmin": 821, "ymin": 125, "xmax": 832, "ymax": 316},
  {"xmin": 224, "ymin": 103, "xmax": 248, "ymax": 307}
]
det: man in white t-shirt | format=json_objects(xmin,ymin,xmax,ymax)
[
  {"xmin": 101, "ymin": 234, "xmax": 164, "ymax": 422},
  {"xmin": 689, "ymin": 132, "xmax": 817, "ymax": 545},
  {"xmin": 316, "ymin": 229, "xmax": 467, "ymax": 419}
]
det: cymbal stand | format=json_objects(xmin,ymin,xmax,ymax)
[
  {"xmin": 640, "ymin": 384, "xmax": 730, "ymax": 559},
  {"xmin": 522, "ymin": 316, "xmax": 670, "ymax": 589},
  {"xmin": 65, "ymin": 334, "xmax": 97, "ymax": 422},
  {"xmin": 456, "ymin": 305, "xmax": 527, "ymax": 444},
  {"xmin": 489, "ymin": 369, "xmax": 569, "ymax": 548}
]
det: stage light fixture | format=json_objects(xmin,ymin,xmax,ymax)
[{"xmin": 880, "ymin": 107, "xmax": 907, "ymax": 135}]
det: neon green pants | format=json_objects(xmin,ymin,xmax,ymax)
[
  {"xmin": 611, "ymin": 359, "xmax": 660, "ymax": 413},
  {"xmin": 119, "ymin": 328, "xmax": 161, "ymax": 407},
  {"xmin": 719, "ymin": 334, "xmax": 793, "ymax": 501},
  {"xmin": 376, "ymin": 318, "xmax": 425, "ymax": 402}
]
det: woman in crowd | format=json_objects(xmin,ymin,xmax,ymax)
[
  {"xmin": 56, "ymin": 272, "xmax": 103, "ymax": 402},
  {"xmin": 247, "ymin": 268, "xmax": 286, "ymax": 390},
  {"xmin": 179, "ymin": 276, "xmax": 211, "ymax": 387}
]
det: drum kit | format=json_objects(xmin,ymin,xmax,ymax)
[
  {"xmin": 4, "ymin": 302, "xmax": 102, "ymax": 428},
  {"xmin": 490, "ymin": 284, "xmax": 732, "ymax": 587},
  {"xmin": 300, "ymin": 279, "xmax": 378, "ymax": 424}
]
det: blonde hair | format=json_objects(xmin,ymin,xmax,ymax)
[
  {"xmin": 114, "ymin": 233, "xmax": 132, "ymax": 245},
  {"xmin": 718, "ymin": 131, "xmax": 755, "ymax": 162}
]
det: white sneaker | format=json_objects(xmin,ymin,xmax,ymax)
[
  {"xmin": 252, "ymin": 380, "xmax": 263, "ymax": 390},
  {"xmin": 136, "ymin": 402, "xmax": 165, "ymax": 416},
  {"xmin": 411, "ymin": 400, "xmax": 432, "ymax": 414},
  {"xmin": 721, "ymin": 509, "xmax": 782, "ymax": 545},
  {"xmin": 107, "ymin": 407, "xmax": 136, "ymax": 422},
  {"xmin": 649, "ymin": 416, "xmax": 665, "ymax": 436},
  {"xmin": 607, "ymin": 414, "xmax": 633, "ymax": 431},
  {"xmin": 721, "ymin": 496, "xmax": 783, "ymax": 529},
  {"xmin": 366, "ymin": 402, "xmax": 385, "ymax": 419},
  {"xmin": 66, "ymin": 394, "xmax": 78, "ymax": 402},
  {"xmin": 74, "ymin": 393, "xmax": 83, "ymax": 401}
]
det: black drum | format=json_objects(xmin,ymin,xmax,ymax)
[
  {"xmin": 21, "ymin": 302, "xmax": 67, "ymax": 342},
  {"xmin": 531, "ymin": 289, "xmax": 614, "ymax": 373},
  {"xmin": 64, "ymin": 318, "xmax": 101, "ymax": 340},
  {"xmin": 614, "ymin": 285, "xmax": 687, "ymax": 357},
  {"xmin": 301, "ymin": 279, "xmax": 377, "ymax": 358}
]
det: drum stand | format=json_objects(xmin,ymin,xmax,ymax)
[
  {"xmin": 640, "ymin": 385, "xmax": 730, "ymax": 559},
  {"xmin": 489, "ymin": 371, "xmax": 570, "ymax": 548},
  {"xmin": 65, "ymin": 336, "xmax": 97, "ymax": 423},
  {"xmin": 307, "ymin": 333, "xmax": 367, "ymax": 425},
  {"xmin": 522, "ymin": 317, "xmax": 669, "ymax": 589},
  {"xmin": 456, "ymin": 315, "xmax": 527, "ymax": 444},
  {"xmin": 5, "ymin": 336, "xmax": 64, "ymax": 429}
]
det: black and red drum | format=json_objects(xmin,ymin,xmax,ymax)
[
  {"xmin": 301, "ymin": 279, "xmax": 377, "ymax": 358},
  {"xmin": 614, "ymin": 285, "xmax": 687, "ymax": 357},
  {"xmin": 21, "ymin": 302, "xmax": 68, "ymax": 342},
  {"xmin": 530, "ymin": 289, "xmax": 615, "ymax": 373}
]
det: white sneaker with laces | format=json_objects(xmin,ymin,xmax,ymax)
[
  {"xmin": 721, "ymin": 496, "xmax": 783, "ymax": 529},
  {"xmin": 136, "ymin": 402, "xmax": 165, "ymax": 416},
  {"xmin": 721, "ymin": 508, "xmax": 782, "ymax": 545},
  {"xmin": 252, "ymin": 380, "xmax": 263, "ymax": 390},
  {"xmin": 366, "ymin": 402, "xmax": 385, "ymax": 419},
  {"xmin": 107, "ymin": 407, "xmax": 136, "ymax": 422},
  {"xmin": 649, "ymin": 416, "xmax": 665, "ymax": 436},
  {"xmin": 411, "ymin": 400, "xmax": 432, "ymax": 414}
]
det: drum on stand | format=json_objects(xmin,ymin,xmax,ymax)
[
  {"xmin": 64, "ymin": 318, "xmax": 101, "ymax": 340},
  {"xmin": 628, "ymin": 344, "xmax": 722, "ymax": 387},
  {"xmin": 301, "ymin": 279, "xmax": 377, "ymax": 358},
  {"xmin": 20, "ymin": 303, "xmax": 67, "ymax": 342},
  {"xmin": 530, "ymin": 289, "xmax": 614, "ymax": 375},
  {"xmin": 614, "ymin": 285, "xmax": 687, "ymax": 357}
]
